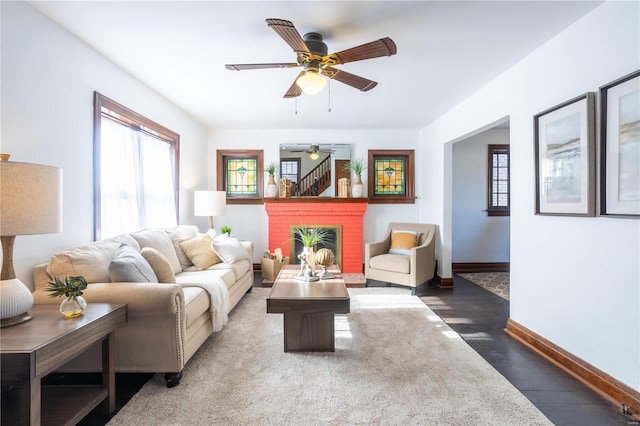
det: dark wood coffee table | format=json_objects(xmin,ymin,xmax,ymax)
[
  {"xmin": 267, "ymin": 265, "xmax": 350, "ymax": 352},
  {"xmin": 1, "ymin": 303, "xmax": 127, "ymax": 426}
]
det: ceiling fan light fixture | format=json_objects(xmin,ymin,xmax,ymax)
[
  {"xmin": 309, "ymin": 151, "xmax": 320, "ymax": 160},
  {"xmin": 296, "ymin": 70, "xmax": 327, "ymax": 95}
]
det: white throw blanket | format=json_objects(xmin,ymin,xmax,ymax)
[{"xmin": 178, "ymin": 277, "xmax": 230, "ymax": 332}]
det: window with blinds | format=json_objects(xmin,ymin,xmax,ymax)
[
  {"xmin": 93, "ymin": 92, "xmax": 179, "ymax": 240},
  {"xmin": 488, "ymin": 144, "xmax": 510, "ymax": 216}
]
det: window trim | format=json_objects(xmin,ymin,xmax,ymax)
[
  {"xmin": 280, "ymin": 158, "xmax": 301, "ymax": 184},
  {"xmin": 216, "ymin": 149, "xmax": 264, "ymax": 204},
  {"xmin": 367, "ymin": 149, "xmax": 415, "ymax": 204},
  {"xmin": 487, "ymin": 144, "xmax": 510, "ymax": 217},
  {"xmin": 93, "ymin": 92, "xmax": 180, "ymax": 240}
]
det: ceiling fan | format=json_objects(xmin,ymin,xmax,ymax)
[
  {"xmin": 225, "ymin": 19, "xmax": 397, "ymax": 98},
  {"xmin": 289, "ymin": 143, "xmax": 335, "ymax": 154}
]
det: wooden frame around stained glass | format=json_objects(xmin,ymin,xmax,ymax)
[
  {"xmin": 367, "ymin": 149, "xmax": 415, "ymax": 204},
  {"xmin": 216, "ymin": 150, "xmax": 264, "ymax": 204}
]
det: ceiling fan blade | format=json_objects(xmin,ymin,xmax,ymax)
[
  {"xmin": 266, "ymin": 19, "xmax": 310, "ymax": 55},
  {"xmin": 226, "ymin": 63, "xmax": 299, "ymax": 71},
  {"xmin": 325, "ymin": 37, "xmax": 397, "ymax": 65},
  {"xmin": 284, "ymin": 71, "xmax": 305, "ymax": 98},
  {"xmin": 322, "ymin": 67, "xmax": 378, "ymax": 92}
]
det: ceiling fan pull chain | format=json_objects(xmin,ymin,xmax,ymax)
[
  {"xmin": 327, "ymin": 78, "xmax": 332, "ymax": 113},
  {"xmin": 295, "ymin": 96, "xmax": 298, "ymax": 115}
]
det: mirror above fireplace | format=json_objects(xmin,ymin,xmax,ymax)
[{"xmin": 279, "ymin": 143, "xmax": 351, "ymax": 197}]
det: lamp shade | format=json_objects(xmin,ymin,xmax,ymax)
[
  {"xmin": 0, "ymin": 157, "xmax": 63, "ymax": 327},
  {"xmin": 0, "ymin": 160, "xmax": 62, "ymax": 236},
  {"xmin": 194, "ymin": 190, "xmax": 226, "ymax": 217},
  {"xmin": 296, "ymin": 71, "xmax": 327, "ymax": 95}
]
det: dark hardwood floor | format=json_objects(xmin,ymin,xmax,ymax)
[
  {"xmin": 72, "ymin": 272, "xmax": 634, "ymax": 425},
  {"xmin": 410, "ymin": 274, "xmax": 633, "ymax": 426}
]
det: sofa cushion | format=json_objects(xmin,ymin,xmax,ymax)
[
  {"xmin": 140, "ymin": 247, "xmax": 176, "ymax": 283},
  {"xmin": 389, "ymin": 230, "xmax": 420, "ymax": 255},
  {"xmin": 182, "ymin": 286, "xmax": 211, "ymax": 327},
  {"xmin": 47, "ymin": 240, "xmax": 120, "ymax": 284},
  {"xmin": 165, "ymin": 225, "xmax": 199, "ymax": 271},
  {"xmin": 369, "ymin": 253, "xmax": 411, "ymax": 274},
  {"xmin": 131, "ymin": 228, "xmax": 182, "ymax": 274},
  {"xmin": 176, "ymin": 267, "xmax": 237, "ymax": 290},
  {"xmin": 179, "ymin": 234, "xmax": 222, "ymax": 270},
  {"xmin": 108, "ymin": 244, "xmax": 158, "ymax": 283},
  {"xmin": 212, "ymin": 235, "xmax": 250, "ymax": 264}
]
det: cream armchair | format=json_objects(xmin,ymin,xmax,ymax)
[{"xmin": 365, "ymin": 222, "xmax": 437, "ymax": 295}]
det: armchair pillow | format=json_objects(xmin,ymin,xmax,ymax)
[
  {"xmin": 389, "ymin": 230, "xmax": 421, "ymax": 255},
  {"xmin": 108, "ymin": 243, "xmax": 158, "ymax": 283},
  {"xmin": 140, "ymin": 247, "xmax": 176, "ymax": 283},
  {"xmin": 180, "ymin": 234, "xmax": 222, "ymax": 270}
]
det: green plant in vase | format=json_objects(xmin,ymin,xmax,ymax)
[
  {"xmin": 293, "ymin": 225, "xmax": 330, "ymax": 248},
  {"xmin": 264, "ymin": 162, "xmax": 279, "ymax": 198},
  {"xmin": 220, "ymin": 225, "xmax": 232, "ymax": 236},
  {"xmin": 46, "ymin": 275, "xmax": 88, "ymax": 318},
  {"xmin": 344, "ymin": 158, "xmax": 367, "ymax": 197},
  {"xmin": 293, "ymin": 226, "xmax": 330, "ymax": 279}
]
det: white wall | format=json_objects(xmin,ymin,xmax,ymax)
[
  {"xmin": 420, "ymin": 2, "xmax": 640, "ymax": 390},
  {"xmin": 1, "ymin": 1, "xmax": 209, "ymax": 289},
  {"xmin": 209, "ymin": 128, "xmax": 420, "ymax": 261},
  {"xmin": 452, "ymin": 128, "xmax": 510, "ymax": 263}
]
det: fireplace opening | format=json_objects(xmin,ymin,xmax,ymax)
[{"xmin": 290, "ymin": 225, "xmax": 342, "ymax": 270}]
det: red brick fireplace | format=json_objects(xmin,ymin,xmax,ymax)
[{"xmin": 264, "ymin": 199, "xmax": 368, "ymax": 273}]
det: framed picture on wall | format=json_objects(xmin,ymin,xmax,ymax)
[
  {"xmin": 599, "ymin": 69, "xmax": 640, "ymax": 217},
  {"xmin": 534, "ymin": 92, "xmax": 596, "ymax": 216}
]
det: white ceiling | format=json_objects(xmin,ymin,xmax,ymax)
[{"xmin": 29, "ymin": 1, "xmax": 601, "ymax": 130}]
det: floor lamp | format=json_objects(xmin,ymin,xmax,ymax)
[
  {"xmin": 194, "ymin": 190, "xmax": 226, "ymax": 232},
  {"xmin": 1, "ymin": 155, "xmax": 62, "ymax": 327}
]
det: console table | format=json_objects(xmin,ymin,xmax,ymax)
[
  {"xmin": 267, "ymin": 265, "xmax": 350, "ymax": 352},
  {"xmin": 0, "ymin": 303, "xmax": 127, "ymax": 426}
]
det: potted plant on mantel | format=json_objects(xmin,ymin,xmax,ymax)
[
  {"xmin": 344, "ymin": 158, "xmax": 367, "ymax": 198},
  {"xmin": 264, "ymin": 162, "xmax": 279, "ymax": 198},
  {"xmin": 293, "ymin": 226, "xmax": 330, "ymax": 275}
]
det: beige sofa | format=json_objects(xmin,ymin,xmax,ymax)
[{"xmin": 31, "ymin": 225, "xmax": 253, "ymax": 387}]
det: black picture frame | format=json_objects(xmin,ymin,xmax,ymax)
[
  {"xmin": 599, "ymin": 69, "xmax": 640, "ymax": 218},
  {"xmin": 534, "ymin": 92, "xmax": 596, "ymax": 216}
]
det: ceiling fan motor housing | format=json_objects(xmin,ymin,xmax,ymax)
[{"xmin": 303, "ymin": 32, "xmax": 328, "ymax": 56}]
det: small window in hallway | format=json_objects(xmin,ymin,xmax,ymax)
[{"xmin": 488, "ymin": 144, "xmax": 510, "ymax": 216}]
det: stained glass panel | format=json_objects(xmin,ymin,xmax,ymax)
[
  {"xmin": 227, "ymin": 158, "xmax": 257, "ymax": 195},
  {"xmin": 374, "ymin": 158, "xmax": 405, "ymax": 195}
]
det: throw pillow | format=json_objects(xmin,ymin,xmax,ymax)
[
  {"xmin": 389, "ymin": 230, "xmax": 421, "ymax": 255},
  {"xmin": 108, "ymin": 243, "xmax": 158, "ymax": 283},
  {"xmin": 130, "ymin": 228, "xmax": 182, "ymax": 274},
  {"xmin": 179, "ymin": 234, "xmax": 222, "ymax": 270},
  {"xmin": 212, "ymin": 235, "xmax": 249, "ymax": 264},
  {"xmin": 165, "ymin": 225, "xmax": 199, "ymax": 271},
  {"xmin": 140, "ymin": 247, "xmax": 176, "ymax": 283}
]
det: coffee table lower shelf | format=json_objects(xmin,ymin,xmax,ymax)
[{"xmin": 41, "ymin": 386, "xmax": 108, "ymax": 425}]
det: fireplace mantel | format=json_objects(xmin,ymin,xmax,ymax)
[
  {"xmin": 265, "ymin": 200, "xmax": 367, "ymax": 273},
  {"xmin": 264, "ymin": 197, "xmax": 368, "ymax": 204}
]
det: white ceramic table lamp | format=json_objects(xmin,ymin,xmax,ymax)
[
  {"xmin": 0, "ymin": 155, "xmax": 62, "ymax": 327},
  {"xmin": 194, "ymin": 190, "xmax": 226, "ymax": 232}
]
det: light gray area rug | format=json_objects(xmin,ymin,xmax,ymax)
[{"xmin": 109, "ymin": 288, "xmax": 549, "ymax": 425}]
